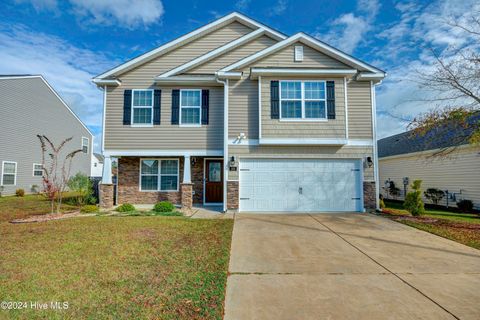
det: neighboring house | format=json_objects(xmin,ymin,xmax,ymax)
[
  {"xmin": 91, "ymin": 153, "xmax": 104, "ymax": 177},
  {"xmin": 94, "ymin": 12, "xmax": 385, "ymax": 213},
  {"xmin": 0, "ymin": 75, "xmax": 93, "ymax": 196},
  {"xmin": 378, "ymin": 129, "xmax": 480, "ymax": 209}
]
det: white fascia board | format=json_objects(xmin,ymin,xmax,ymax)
[
  {"xmin": 159, "ymin": 28, "xmax": 267, "ymax": 78},
  {"xmin": 250, "ymin": 68, "xmax": 357, "ymax": 79},
  {"xmin": 216, "ymin": 71, "xmax": 242, "ymax": 79},
  {"xmin": 259, "ymin": 138, "xmax": 348, "ymax": 145},
  {"xmin": 92, "ymin": 79, "xmax": 121, "ymax": 86},
  {"xmin": 221, "ymin": 33, "xmax": 384, "ymax": 75},
  {"xmin": 103, "ymin": 149, "xmax": 224, "ymax": 157},
  {"xmin": 94, "ymin": 12, "xmax": 287, "ymax": 81}
]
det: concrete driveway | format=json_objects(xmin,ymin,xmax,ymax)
[{"xmin": 224, "ymin": 213, "xmax": 480, "ymax": 320}]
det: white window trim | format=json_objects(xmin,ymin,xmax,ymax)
[
  {"xmin": 279, "ymin": 80, "xmax": 328, "ymax": 121},
  {"xmin": 179, "ymin": 89, "xmax": 202, "ymax": 127},
  {"xmin": 33, "ymin": 163, "xmax": 43, "ymax": 177},
  {"xmin": 139, "ymin": 158, "xmax": 179, "ymax": 192},
  {"xmin": 1, "ymin": 161, "xmax": 17, "ymax": 186},
  {"xmin": 131, "ymin": 89, "xmax": 154, "ymax": 127},
  {"xmin": 81, "ymin": 136, "xmax": 89, "ymax": 154}
]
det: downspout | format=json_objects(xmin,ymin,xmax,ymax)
[
  {"xmin": 216, "ymin": 77, "xmax": 229, "ymax": 212},
  {"xmin": 370, "ymin": 81, "xmax": 380, "ymax": 211}
]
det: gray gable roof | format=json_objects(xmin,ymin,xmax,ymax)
[{"xmin": 378, "ymin": 113, "xmax": 480, "ymax": 158}]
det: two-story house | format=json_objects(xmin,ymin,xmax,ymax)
[
  {"xmin": 94, "ymin": 12, "xmax": 385, "ymax": 213},
  {"xmin": 0, "ymin": 75, "xmax": 93, "ymax": 195}
]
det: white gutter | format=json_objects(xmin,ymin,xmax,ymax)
[
  {"xmin": 344, "ymin": 77, "xmax": 349, "ymax": 140},
  {"xmin": 371, "ymin": 81, "xmax": 380, "ymax": 210},
  {"xmin": 357, "ymin": 72, "xmax": 385, "ymax": 82},
  {"xmin": 92, "ymin": 79, "xmax": 121, "ymax": 86},
  {"xmin": 216, "ymin": 76, "xmax": 229, "ymax": 213},
  {"xmin": 215, "ymin": 71, "xmax": 242, "ymax": 79},
  {"xmin": 250, "ymin": 68, "xmax": 357, "ymax": 79}
]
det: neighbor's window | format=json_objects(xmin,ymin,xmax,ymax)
[
  {"xmin": 82, "ymin": 137, "xmax": 89, "ymax": 154},
  {"xmin": 1, "ymin": 161, "xmax": 17, "ymax": 185},
  {"xmin": 140, "ymin": 159, "xmax": 179, "ymax": 191},
  {"xmin": 180, "ymin": 89, "xmax": 201, "ymax": 125},
  {"xmin": 33, "ymin": 163, "xmax": 43, "ymax": 177},
  {"xmin": 132, "ymin": 89, "xmax": 153, "ymax": 125},
  {"xmin": 280, "ymin": 81, "xmax": 326, "ymax": 119}
]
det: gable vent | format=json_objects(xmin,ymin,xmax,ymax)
[{"xmin": 294, "ymin": 45, "xmax": 304, "ymax": 62}]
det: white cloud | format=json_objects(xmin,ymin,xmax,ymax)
[
  {"xmin": 0, "ymin": 23, "xmax": 117, "ymax": 151},
  {"xmin": 69, "ymin": 0, "xmax": 164, "ymax": 28},
  {"xmin": 235, "ymin": 0, "xmax": 251, "ymax": 11},
  {"xmin": 318, "ymin": 0, "xmax": 380, "ymax": 54},
  {"xmin": 15, "ymin": 0, "xmax": 165, "ymax": 28},
  {"xmin": 271, "ymin": 0, "xmax": 287, "ymax": 16}
]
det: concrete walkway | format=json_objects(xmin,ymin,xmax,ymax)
[{"xmin": 224, "ymin": 213, "xmax": 480, "ymax": 320}]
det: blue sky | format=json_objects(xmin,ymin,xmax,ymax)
[{"xmin": 1, "ymin": 0, "xmax": 478, "ymax": 151}]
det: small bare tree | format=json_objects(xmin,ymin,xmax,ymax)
[
  {"xmin": 409, "ymin": 11, "xmax": 480, "ymax": 157},
  {"xmin": 37, "ymin": 135, "xmax": 82, "ymax": 213}
]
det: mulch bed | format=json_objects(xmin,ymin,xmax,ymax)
[
  {"xmin": 10, "ymin": 211, "xmax": 94, "ymax": 224},
  {"xmin": 382, "ymin": 213, "xmax": 480, "ymax": 231}
]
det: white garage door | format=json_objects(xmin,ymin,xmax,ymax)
[{"xmin": 239, "ymin": 159, "xmax": 363, "ymax": 212}]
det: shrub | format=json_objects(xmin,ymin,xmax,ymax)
[
  {"xmin": 67, "ymin": 173, "xmax": 92, "ymax": 205},
  {"xmin": 404, "ymin": 180, "xmax": 425, "ymax": 216},
  {"xmin": 15, "ymin": 189, "xmax": 25, "ymax": 197},
  {"xmin": 457, "ymin": 200, "xmax": 474, "ymax": 213},
  {"xmin": 153, "ymin": 201, "xmax": 175, "ymax": 213},
  {"xmin": 424, "ymin": 188, "xmax": 445, "ymax": 205},
  {"xmin": 81, "ymin": 205, "xmax": 99, "ymax": 213},
  {"xmin": 379, "ymin": 196, "xmax": 386, "ymax": 209},
  {"xmin": 116, "ymin": 203, "xmax": 136, "ymax": 212}
]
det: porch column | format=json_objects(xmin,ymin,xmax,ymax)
[
  {"xmin": 100, "ymin": 155, "xmax": 113, "ymax": 209},
  {"xmin": 183, "ymin": 155, "xmax": 191, "ymax": 183},
  {"xmin": 102, "ymin": 156, "xmax": 113, "ymax": 184},
  {"xmin": 181, "ymin": 154, "xmax": 193, "ymax": 209}
]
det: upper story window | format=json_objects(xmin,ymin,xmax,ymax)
[
  {"xmin": 33, "ymin": 163, "xmax": 43, "ymax": 177},
  {"xmin": 132, "ymin": 89, "xmax": 154, "ymax": 125},
  {"xmin": 280, "ymin": 81, "xmax": 326, "ymax": 120},
  {"xmin": 1, "ymin": 161, "xmax": 17, "ymax": 186},
  {"xmin": 180, "ymin": 89, "xmax": 201, "ymax": 126},
  {"xmin": 82, "ymin": 137, "xmax": 89, "ymax": 154}
]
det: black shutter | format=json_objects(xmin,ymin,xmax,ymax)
[
  {"xmin": 201, "ymin": 89, "xmax": 209, "ymax": 125},
  {"xmin": 153, "ymin": 89, "xmax": 161, "ymax": 125},
  {"xmin": 123, "ymin": 90, "xmax": 132, "ymax": 125},
  {"xmin": 171, "ymin": 89, "xmax": 180, "ymax": 124},
  {"xmin": 326, "ymin": 81, "xmax": 336, "ymax": 119},
  {"xmin": 271, "ymin": 80, "xmax": 279, "ymax": 119}
]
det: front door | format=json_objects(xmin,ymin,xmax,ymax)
[{"xmin": 205, "ymin": 160, "xmax": 223, "ymax": 203}]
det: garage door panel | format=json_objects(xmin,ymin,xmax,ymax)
[{"xmin": 239, "ymin": 159, "xmax": 362, "ymax": 212}]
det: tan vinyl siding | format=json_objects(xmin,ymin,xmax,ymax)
[
  {"xmin": 252, "ymin": 42, "xmax": 351, "ymax": 69},
  {"xmin": 379, "ymin": 146, "xmax": 480, "ymax": 208},
  {"xmin": 260, "ymin": 76, "xmax": 346, "ymax": 139},
  {"xmin": 0, "ymin": 77, "xmax": 92, "ymax": 196},
  {"xmin": 347, "ymin": 80, "xmax": 372, "ymax": 139},
  {"xmin": 228, "ymin": 145, "xmax": 373, "ymax": 180},
  {"xmin": 228, "ymin": 75, "xmax": 259, "ymax": 139},
  {"xmin": 188, "ymin": 35, "xmax": 277, "ymax": 74},
  {"xmin": 118, "ymin": 21, "xmax": 253, "ymax": 83},
  {"xmin": 104, "ymin": 86, "xmax": 223, "ymax": 150}
]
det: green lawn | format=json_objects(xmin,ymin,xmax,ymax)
[
  {"xmin": 0, "ymin": 194, "xmax": 79, "ymax": 223},
  {"xmin": 0, "ymin": 196, "xmax": 234, "ymax": 319},
  {"xmin": 383, "ymin": 200, "xmax": 480, "ymax": 250}
]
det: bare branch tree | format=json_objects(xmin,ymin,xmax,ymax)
[{"xmin": 37, "ymin": 135, "xmax": 82, "ymax": 213}]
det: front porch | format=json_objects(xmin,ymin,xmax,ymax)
[{"xmin": 100, "ymin": 154, "xmax": 224, "ymax": 210}]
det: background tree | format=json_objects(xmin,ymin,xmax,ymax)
[
  {"xmin": 409, "ymin": 10, "xmax": 480, "ymax": 157},
  {"xmin": 37, "ymin": 135, "xmax": 82, "ymax": 213}
]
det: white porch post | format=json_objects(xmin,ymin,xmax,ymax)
[
  {"xmin": 183, "ymin": 154, "xmax": 191, "ymax": 183},
  {"xmin": 102, "ymin": 156, "xmax": 112, "ymax": 184}
]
